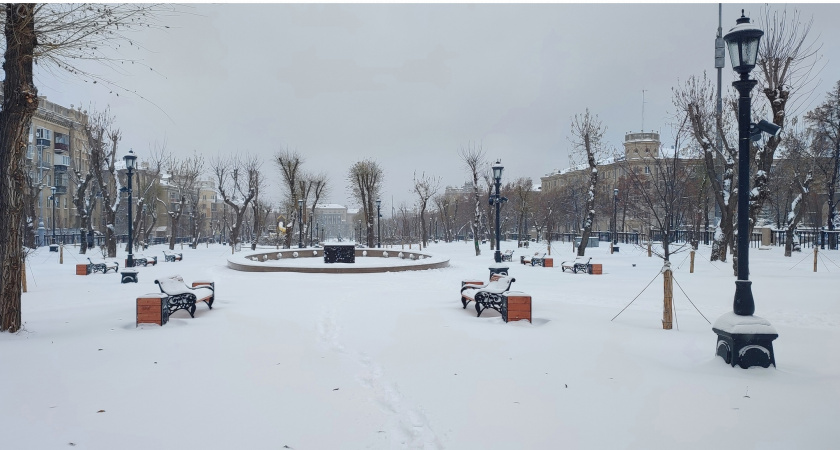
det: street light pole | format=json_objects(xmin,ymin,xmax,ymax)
[
  {"xmin": 713, "ymin": 11, "xmax": 778, "ymax": 369},
  {"xmin": 123, "ymin": 149, "xmax": 137, "ymax": 267},
  {"xmin": 612, "ymin": 188, "xmax": 619, "ymax": 253},
  {"xmin": 490, "ymin": 160, "xmax": 506, "ymax": 263},
  {"xmin": 298, "ymin": 199, "xmax": 304, "ymax": 248},
  {"xmin": 376, "ymin": 199, "xmax": 382, "ymax": 248},
  {"xmin": 50, "ymin": 186, "xmax": 57, "ymax": 245}
]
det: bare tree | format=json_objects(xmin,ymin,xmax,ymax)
[
  {"xmin": 348, "ymin": 159, "xmax": 383, "ymax": 247},
  {"xmin": 0, "ymin": 4, "xmax": 37, "ymax": 332},
  {"xmin": 212, "ymin": 155, "xmax": 261, "ymax": 252},
  {"xmin": 307, "ymin": 172, "xmax": 329, "ymax": 244},
  {"xmin": 0, "ymin": 4, "xmax": 173, "ymax": 332},
  {"xmin": 275, "ymin": 149, "xmax": 304, "ymax": 249},
  {"xmin": 86, "ymin": 109, "xmax": 125, "ymax": 258},
  {"xmin": 569, "ymin": 109, "xmax": 607, "ymax": 257},
  {"xmin": 413, "ymin": 172, "xmax": 440, "ymax": 249},
  {"xmin": 620, "ymin": 119, "xmax": 700, "ymax": 261},
  {"xmin": 748, "ymin": 6, "xmax": 824, "ymax": 232},
  {"xmin": 460, "ymin": 143, "xmax": 485, "ymax": 256},
  {"xmin": 771, "ymin": 126, "xmax": 815, "ymax": 256},
  {"xmin": 674, "ymin": 73, "xmax": 738, "ymax": 261},
  {"xmin": 433, "ymin": 193, "xmax": 457, "ymax": 243},
  {"xmin": 805, "ymin": 80, "xmax": 840, "ymax": 249},
  {"xmin": 163, "ymin": 152, "xmax": 204, "ymax": 250}
]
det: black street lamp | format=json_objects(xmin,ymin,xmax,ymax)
[
  {"xmin": 490, "ymin": 160, "xmax": 507, "ymax": 263},
  {"xmin": 50, "ymin": 186, "xmax": 57, "ymax": 246},
  {"xmin": 376, "ymin": 199, "xmax": 382, "ymax": 248},
  {"xmin": 298, "ymin": 199, "xmax": 304, "ymax": 248},
  {"xmin": 712, "ymin": 11, "xmax": 779, "ymax": 369},
  {"xmin": 613, "ymin": 188, "xmax": 619, "ymax": 253},
  {"xmin": 123, "ymin": 149, "xmax": 137, "ymax": 267}
]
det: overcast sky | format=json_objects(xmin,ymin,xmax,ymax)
[{"xmin": 33, "ymin": 3, "xmax": 840, "ymax": 213}]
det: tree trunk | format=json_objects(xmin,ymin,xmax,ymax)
[
  {"xmin": 577, "ymin": 167, "xmax": 598, "ymax": 257},
  {"xmin": 0, "ymin": 4, "xmax": 38, "ymax": 333}
]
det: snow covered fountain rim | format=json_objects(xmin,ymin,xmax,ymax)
[{"xmin": 227, "ymin": 247, "xmax": 450, "ymax": 274}]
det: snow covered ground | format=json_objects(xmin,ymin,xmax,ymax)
[{"xmin": 2, "ymin": 240, "xmax": 838, "ymax": 449}]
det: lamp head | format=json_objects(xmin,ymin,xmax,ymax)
[
  {"xmin": 376, "ymin": 199, "xmax": 381, "ymax": 208},
  {"xmin": 492, "ymin": 160, "xmax": 504, "ymax": 182},
  {"xmin": 724, "ymin": 10, "xmax": 763, "ymax": 75},
  {"xmin": 614, "ymin": 188, "xmax": 619, "ymax": 196},
  {"xmin": 123, "ymin": 149, "xmax": 137, "ymax": 171}
]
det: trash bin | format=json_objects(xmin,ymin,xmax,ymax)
[{"xmin": 489, "ymin": 263, "xmax": 509, "ymax": 279}]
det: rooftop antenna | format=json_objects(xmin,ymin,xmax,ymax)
[{"xmin": 641, "ymin": 89, "xmax": 648, "ymax": 131}]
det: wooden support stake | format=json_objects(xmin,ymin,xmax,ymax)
[
  {"xmin": 648, "ymin": 241, "xmax": 652, "ymax": 257},
  {"xmin": 60, "ymin": 245, "xmax": 64, "ymax": 264},
  {"xmin": 663, "ymin": 265, "xmax": 673, "ymax": 330},
  {"xmin": 22, "ymin": 260, "xmax": 27, "ymax": 293},
  {"xmin": 814, "ymin": 247, "xmax": 818, "ymax": 272},
  {"xmin": 690, "ymin": 250, "xmax": 695, "ymax": 273}
]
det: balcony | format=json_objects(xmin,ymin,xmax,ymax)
[
  {"xmin": 54, "ymin": 154, "xmax": 71, "ymax": 167},
  {"xmin": 53, "ymin": 142, "xmax": 69, "ymax": 152},
  {"xmin": 36, "ymin": 138, "xmax": 51, "ymax": 147},
  {"xmin": 53, "ymin": 185, "xmax": 68, "ymax": 195}
]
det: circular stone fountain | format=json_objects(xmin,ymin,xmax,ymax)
[{"xmin": 227, "ymin": 247, "xmax": 449, "ymax": 273}]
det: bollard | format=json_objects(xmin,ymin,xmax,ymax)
[
  {"xmin": 663, "ymin": 264, "xmax": 673, "ymax": 330},
  {"xmin": 690, "ymin": 250, "xmax": 695, "ymax": 274},
  {"xmin": 814, "ymin": 247, "xmax": 818, "ymax": 272}
]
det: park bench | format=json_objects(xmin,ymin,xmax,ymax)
[
  {"xmin": 561, "ymin": 257, "xmax": 592, "ymax": 273},
  {"xmin": 460, "ymin": 274, "xmax": 516, "ymax": 317},
  {"xmin": 154, "ymin": 275, "xmax": 214, "ymax": 318},
  {"xmin": 134, "ymin": 255, "xmax": 158, "ymax": 266},
  {"xmin": 163, "ymin": 251, "xmax": 183, "ymax": 262},
  {"xmin": 501, "ymin": 249, "xmax": 514, "ymax": 262},
  {"xmin": 521, "ymin": 252, "xmax": 546, "ymax": 266},
  {"xmin": 87, "ymin": 258, "xmax": 119, "ymax": 274}
]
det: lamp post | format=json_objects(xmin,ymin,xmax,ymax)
[
  {"xmin": 123, "ymin": 149, "xmax": 137, "ymax": 267},
  {"xmin": 298, "ymin": 199, "xmax": 304, "ymax": 248},
  {"xmin": 376, "ymin": 199, "xmax": 382, "ymax": 248},
  {"xmin": 612, "ymin": 188, "xmax": 619, "ymax": 253},
  {"xmin": 50, "ymin": 186, "xmax": 57, "ymax": 246},
  {"xmin": 712, "ymin": 11, "xmax": 778, "ymax": 369},
  {"xmin": 490, "ymin": 160, "xmax": 507, "ymax": 263}
]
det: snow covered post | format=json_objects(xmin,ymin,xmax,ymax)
[
  {"xmin": 814, "ymin": 247, "xmax": 818, "ymax": 272},
  {"xmin": 690, "ymin": 250, "xmax": 695, "ymax": 273},
  {"xmin": 662, "ymin": 263, "xmax": 673, "ymax": 330}
]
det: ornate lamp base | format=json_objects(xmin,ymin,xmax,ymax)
[{"xmin": 713, "ymin": 312, "xmax": 778, "ymax": 368}]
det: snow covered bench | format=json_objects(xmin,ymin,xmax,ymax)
[
  {"xmin": 134, "ymin": 255, "xmax": 157, "ymax": 266},
  {"xmin": 561, "ymin": 257, "xmax": 591, "ymax": 273},
  {"xmin": 87, "ymin": 258, "xmax": 119, "ymax": 274},
  {"xmin": 460, "ymin": 275, "xmax": 516, "ymax": 317},
  {"xmin": 154, "ymin": 275, "xmax": 214, "ymax": 318},
  {"xmin": 521, "ymin": 252, "xmax": 546, "ymax": 266},
  {"xmin": 501, "ymin": 249, "xmax": 514, "ymax": 262},
  {"xmin": 163, "ymin": 251, "xmax": 182, "ymax": 262}
]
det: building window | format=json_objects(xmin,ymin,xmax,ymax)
[{"xmin": 644, "ymin": 166, "xmax": 651, "ymax": 174}]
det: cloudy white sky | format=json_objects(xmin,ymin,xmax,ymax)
[{"xmin": 33, "ymin": 2, "xmax": 840, "ymax": 211}]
